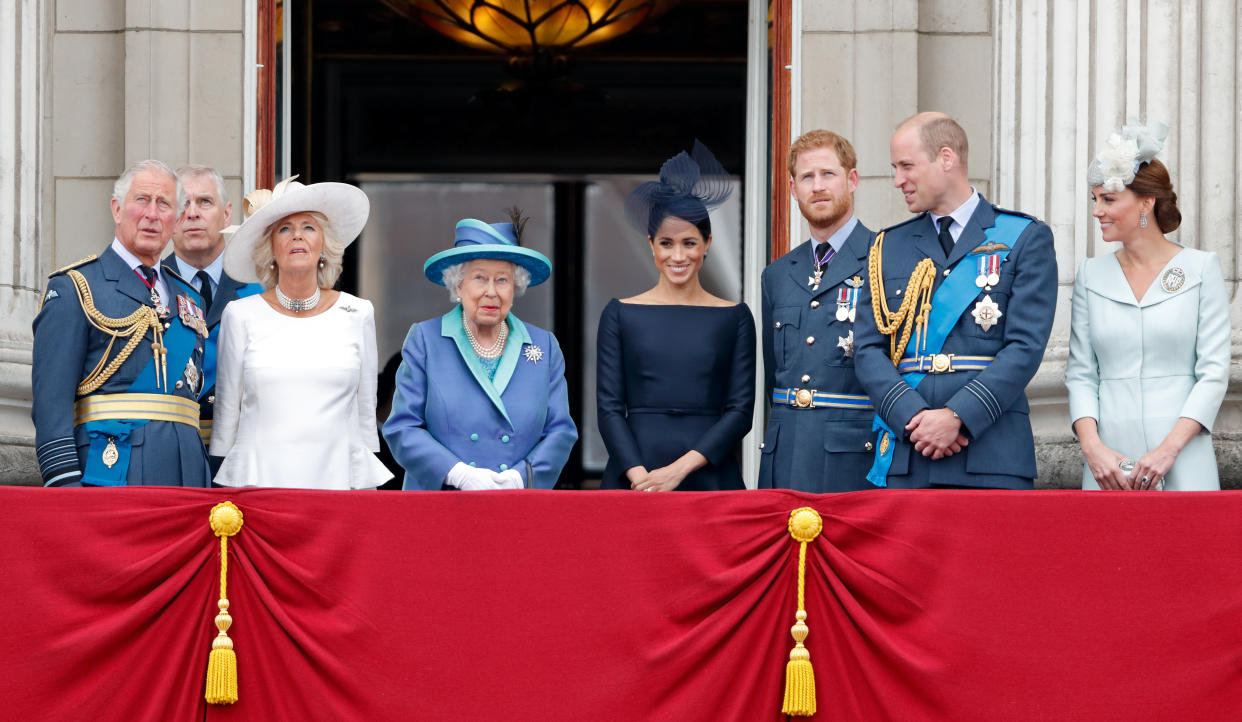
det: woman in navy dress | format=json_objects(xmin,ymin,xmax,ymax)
[{"xmin": 597, "ymin": 142, "xmax": 756, "ymax": 491}]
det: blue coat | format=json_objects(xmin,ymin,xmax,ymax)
[
  {"xmin": 759, "ymin": 221, "xmax": 878, "ymax": 492},
  {"xmin": 383, "ymin": 306, "xmax": 578, "ymax": 490},
  {"xmin": 32, "ymin": 246, "xmax": 211, "ymax": 486},
  {"xmin": 852, "ymin": 196, "xmax": 1058, "ymax": 488}
]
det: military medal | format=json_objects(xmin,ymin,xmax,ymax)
[
  {"xmin": 523, "ymin": 344, "xmax": 544, "ymax": 364},
  {"xmin": 972, "ymin": 294, "xmax": 1003, "ymax": 331},
  {"xmin": 808, "ymin": 244, "xmax": 836, "ymax": 290},
  {"xmin": 184, "ymin": 358, "xmax": 200, "ymax": 394},
  {"xmin": 845, "ymin": 276, "xmax": 863, "ymax": 322},
  {"xmin": 178, "ymin": 295, "xmax": 209, "ymax": 337},
  {"xmin": 102, "ymin": 437, "xmax": 119, "ymax": 469},
  {"xmin": 1160, "ymin": 267, "xmax": 1185, "ymax": 293},
  {"xmin": 836, "ymin": 287, "xmax": 850, "ymax": 321},
  {"xmin": 837, "ymin": 329, "xmax": 855, "ymax": 358},
  {"xmin": 976, "ymin": 254, "xmax": 1001, "ymax": 288}
]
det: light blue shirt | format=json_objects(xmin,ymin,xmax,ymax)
[
  {"xmin": 928, "ymin": 189, "xmax": 981, "ymax": 244},
  {"xmin": 110, "ymin": 238, "xmax": 170, "ymax": 304},
  {"xmin": 172, "ymin": 251, "xmax": 224, "ymax": 298},
  {"xmin": 809, "ymin": 214, "xmax": 860, "ymax": 263}
]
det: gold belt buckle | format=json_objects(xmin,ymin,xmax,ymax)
[
  {"xmin": 793, "ymin": 388, "xmax": 814, "ymax": 408},
  {"xmin": 930, "ymin": 353, "xmax": 953, "ymax": 374}
]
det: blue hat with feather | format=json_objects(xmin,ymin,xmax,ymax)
[{"xmin": 424, "ymin": 210, "xmax": 552, "ymax": 287}]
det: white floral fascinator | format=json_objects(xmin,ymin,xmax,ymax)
[{"xmin": 1086, "ymin": 120, "xmax": 1169, "ymax": 192}]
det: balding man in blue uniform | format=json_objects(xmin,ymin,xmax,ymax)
[
  {"xmin": 852, "ymin": 113, "xmax": 1057, "ymax": 489},
  {"xmin": 32, "ymin": 159, "xmax": 211, "ymax": 487},
  {"xmin": 759, "ymin": 130, "xmax": 877, "ymax": 492}
]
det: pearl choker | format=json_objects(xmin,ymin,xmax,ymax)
[{"xmin": 275, "ymin": 286, "xmax": 321, "ymax": 313}]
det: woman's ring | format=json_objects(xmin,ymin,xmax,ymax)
[{"xmin": 1141, "ymin": 476, "xmax": 1150, "ymax": 484}]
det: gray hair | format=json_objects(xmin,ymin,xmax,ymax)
[
  {"xmin": 112, "ymin": 159, "xmax": 185, "ymax": 213},
  {"xmin": 175, "ymin": 164, "xmax": 229, "ymax": 206},
  {"xmin": 441, "ymin": 260, "xmax": 531, "ymax": 303},
  {"xmin": 251, "ymin": 211, "xmax": 346, "ymax": 290}
]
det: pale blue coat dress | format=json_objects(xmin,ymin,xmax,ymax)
[{"xmin": 1065, "ymin": 247, "xmax": 1230, "ymax": 490}]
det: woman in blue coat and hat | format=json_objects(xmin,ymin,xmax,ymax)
[{"xmin": 383, "ymin": 210, "xmax": 578, "ymax": 490}]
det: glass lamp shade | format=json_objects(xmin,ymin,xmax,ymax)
[{"xmin": 390, "ymin": 0, "xmax": 677, "ymax": 54}]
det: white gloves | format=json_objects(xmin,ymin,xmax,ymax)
[
  {"xmin": 445, "ymin": 462, "xmax": 524, "ymax": 491},
  {"xmin": 496, "ymin": 469, "xmax": 525, "ymax": 490}
]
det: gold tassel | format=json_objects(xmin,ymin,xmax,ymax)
[
  {"xmin": 205, "ymin": 501, "xmax": 244, "ymax": 705},
  {"xmin": 782, "ymin": 507, "xmax": 823, "ymax": 717}
]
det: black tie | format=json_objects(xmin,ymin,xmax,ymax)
[
  {"xmin": 137, "ymin": 264, "xmax": 157, "ymax": 288},
  {"xmin": 937, "ymin": 216, "xmax": 955, "ymax": 258},
  {"xmin": 195, "ymin": 270, "xmax": 214, "ymax": 311},
  {"xmin": 814, "ymin": 242, "xmax": 830, "ymax": 262}
]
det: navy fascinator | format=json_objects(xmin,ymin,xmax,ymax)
[{"xmin": 625, "ymin": 140, "xmax": 733, "ymax": 237}]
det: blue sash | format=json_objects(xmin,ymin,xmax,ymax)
[
  {"xmin": 200, "ymin": 282, "xmax": 262, "ymax": 398},
  {"xmin": 81, "ymin": 297, "xmax": 203, "ymax": 486},
  {"xmin": 865, "ymin": 213, "xmax": 1031, "ymax": 486}
]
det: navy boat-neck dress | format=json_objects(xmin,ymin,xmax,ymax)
[{"xmin": 596, "ymin": 299, "xmax": 756, "ymax": 490}]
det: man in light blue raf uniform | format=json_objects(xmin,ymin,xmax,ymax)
[
  {"xmin": 852, "ymin": 113, "xmax": 1057, "ymax": 489},
  {"xmin": 166, "ymin": 165, "xmax": 262, "ymax": 474},
  {"xmin": 31, "ymin": 159, "xmax": 211, "ymax": 487},
  {"xmin": 760, "ymin": 130, "xmax": 877, "ymax": 492}
]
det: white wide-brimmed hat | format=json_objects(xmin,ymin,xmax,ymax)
[{"xmin": 222, "ymin": 176, "xmax": 370, "ymax": 283}]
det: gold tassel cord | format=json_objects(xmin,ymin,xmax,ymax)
[
  {"xmin": 205, "ymin": 501, "xmax": 244, "ymax": 705},
  {"xmin": 67, "ymin": 269, "xmax": 166, "ymax": 394},
  {"xmin": 867, "ymin": 232, "xmax": 937, "ymax": 365},
  {"xmin": 782, "ymin": 507, "xmax": 824, "ymax": 717}
]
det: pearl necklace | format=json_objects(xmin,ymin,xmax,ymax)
[
  {"xmin": 275, "ymin": 285, "xmax": 321, "ymax": 313},
  {"xmin": 464, "ymin": 317, "xmax": 507, "ymax": 359}
]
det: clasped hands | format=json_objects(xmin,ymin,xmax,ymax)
[
  {"xmin": 446, "ymin": 461, "xmax": 524, "ymax": 490},
  {"xmin": 906, "ymin": 408, "xmax": 969, "ymax": 459}
]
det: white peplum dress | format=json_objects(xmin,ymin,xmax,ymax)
[{"xmin": 210, "ymin": 292, "xmax": 393, "ymax": 489}]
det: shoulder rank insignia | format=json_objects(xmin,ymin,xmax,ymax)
[{"xmin": 49, "ymin": 254, "xmax": 98, "ymax": 278}]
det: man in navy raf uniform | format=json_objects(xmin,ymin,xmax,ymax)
[
  {"xmin": 32, "ymin": 159, "xmax": 211, "ymax": 487},
  {"xmin": 166, "ymin": 165, "xmax": 263, "ymax": 474},
  {"xmin": 760, "ymin": 130, "xmax": 878, "ymax": 492},
  {"xmin": 852, "ymin": 112, "xmax": 1057, "ymax": 489}
]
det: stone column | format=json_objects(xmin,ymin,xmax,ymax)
[
  {"xmin": 0, "ymin": 0, "xmax": 45, "ymax": 483},
  {"xmin": 995, "ymin": 0, "xmax": 1242, "ymax": 487}
]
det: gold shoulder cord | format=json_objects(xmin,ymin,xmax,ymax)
[
  {"xmin": 67, "ymin": 269, "xmax": 167, "ymax": 395},
  {"xmin": 867, "ymin": 231, "xmax": 937, "ymax": 365}
]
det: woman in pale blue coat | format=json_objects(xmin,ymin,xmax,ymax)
[
  {"xmin": 1066, "ymin": 122, "xmax": 1230, "ymax": 490},
  {"xmin": 383, "ymin": 213, "xmax": 577, "ymax": 490}
]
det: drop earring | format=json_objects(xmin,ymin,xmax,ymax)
[
  {"xmin": 1139, "ymin": 212, "xmax": 1148, "ymax": 228},
  {"xmin": 318, "ymin": 258, "xmax": 326, "ymax": 269}
]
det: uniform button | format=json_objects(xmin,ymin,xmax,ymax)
[
  {"xmin": 806, "ymin": 336, "xmax": 815, "ymax": 345},
  {"xmin": 896, "ymin": 288, "xmax": 902, "ymax": 295},
  {"xmin": 164, "ymin": 322, "xmax": 171, "ymax": 330},
  {"xmin": 501, "ymin": 435, "xmax": 510, "ymax": 443},
  {"xmin": 499, "ymin": 464, "xmax": 508, "ymax": 471},
  {"xmin": 470, "ymin": 433, "xmax": 479, "ymax": 441},
  {"xmin": 207, "ymin": 395, "xmax": 215, "ymax": 404},
  {"xmin": 759, "ymin": 442, "xmax": 766, "ymax": 450},
  {"xmin": 801, "ymin": 374, "xmax": 811, "ymax": 383},
  {"xmin": 865, "ymin": 441, "xmax": 874, "ymax": 451},
  {"xmin": 810, "ymin": 300, "xmax": 820, "ymax": 309},
  {"xmin": 469, "ymin": 461, "xmax": 477, "ymax": 467},
  {"xmin": 775, "ymin": 321, "xmax": 782, "ymax": 328},
  {"xmin": 175, "ymin": 380, "xmax": 183, "ymax": 389},
  {"xmin": 943, "ymin": 268, "xmax": 951, "ymax": 277}
]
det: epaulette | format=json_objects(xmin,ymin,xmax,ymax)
[
  {"xmin": 992, "ymin": 206, "xmax": 1041, "ymax": 223},
  {"xmin": 48, "ymin": 255, "xmax": 98, "ymax": 278},
  {"xmin": 879, "ymin": 214, "xmax": 928, "ymax": 235}
]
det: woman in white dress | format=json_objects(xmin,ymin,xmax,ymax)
[
  {"xmin": 210, "ymin": 177, "xmax": 392, "ymax": 489},
  {"xmin": 1066, "ymin": 122, "xmax": 1230, "ymax": 491}
]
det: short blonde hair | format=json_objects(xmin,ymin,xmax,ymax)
[{"xmin": 251, "ymin": 210, "xmax": 346, "ymax": 290}]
